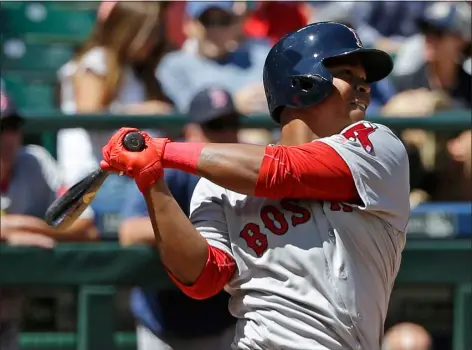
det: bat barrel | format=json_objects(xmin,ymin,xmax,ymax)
[
  {"xmin": 44, "ymin": 131, "xmax": 145, "ymax": 229},
  {"xmin": 123, "ymin": 131, "xmax": 145, "ymax": 152}
]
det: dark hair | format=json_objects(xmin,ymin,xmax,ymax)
[{"xmin": 74, "ymin": 1, "xmax": 174, "ymax": 105}]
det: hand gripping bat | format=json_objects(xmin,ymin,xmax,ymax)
[{"xmin": 45, "ymin": 131, "xmax": 145, "ymax": 229}]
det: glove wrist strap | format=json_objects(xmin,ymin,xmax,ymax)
[{"xmin": 162, "ymin": 142, "xmax": 205, "ymax": 174}]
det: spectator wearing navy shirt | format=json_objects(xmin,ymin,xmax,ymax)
[{"xmin": 119, "ymin": 87, "xmax": 240, "ymax": 350}]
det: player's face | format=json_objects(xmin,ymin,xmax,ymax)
[
  {"xmin": 326, "ymin": 61, "xmax": 370, "ymax": 124},
  {"xmin": 287, "ymin": 59, "xmax": 370, "ymax": 139}
]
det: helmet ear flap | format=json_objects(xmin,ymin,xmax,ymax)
[
  {"xmin": 291, "ymin": 76, "xmax": 315, "ymax": 92},
  {"xmin": 290, "ymin": 74, "xmax": 332, "ymax": 106}
]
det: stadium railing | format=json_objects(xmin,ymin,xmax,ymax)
[
  {"xmin": 21, "ymin": 109, "xmax": 471, "ymax": 159},
  {"xmin": 0, "ymin": 240, "xmax": 470, "ymax": 350},
  {"xmin": 3, "ymin": 109, "xmax": 471, "ymax": 350},
  {"xmin": 21, "ymin": 109, "xmax": 471, "ymax": 132}
]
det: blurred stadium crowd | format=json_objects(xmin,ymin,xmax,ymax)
[{"xmin": 0, "ymin": 1, "xmax": 471, "ymax": 350}]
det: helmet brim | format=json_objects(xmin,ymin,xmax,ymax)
[{"xmin": 327, "ymin": 48, "xmax": 394, "ymax": 83}]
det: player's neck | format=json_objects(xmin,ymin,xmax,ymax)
[{"xmin": 278, "ymin": 120, "xmax": 318, "ymax": 146}]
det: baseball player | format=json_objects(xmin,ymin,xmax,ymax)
[{"xmin": 101, "ymin": 22, "xmax": 410, "ymax": 350}]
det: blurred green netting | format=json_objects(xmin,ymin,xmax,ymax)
[
  {"xmin": 0, "ymin": 1, "xmax": 95, "ymax": 111},
  {"xmin": 20, "ymin": 332, "xmax": 136, "ymax": 350},
  {"xmin": 1, "ymin": 39, "xmax": 75, "ymax": 71},
  {"xmin": 1, "ymin": 2, "xmax": 96, "ymax": 43},
  {"xmin": 2, "ymin": 73, "xmax": 57, "ymax": 110}
]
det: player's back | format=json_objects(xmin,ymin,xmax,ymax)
[{"xmin": 190, "ymin": 121, "xmax": 410, "ymax": 350}]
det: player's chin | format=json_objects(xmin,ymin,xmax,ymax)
[{"xmin": 349, "ymin": 107, "xmax": 366, "ymax": 123}]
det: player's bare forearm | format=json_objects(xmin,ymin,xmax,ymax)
[
  {"xmin": 143, "ymin": 180, "xmax": 209, "ymax": 285},
  {"xmin": 163, "ymin": 141, "xmax": 358, "ymax": 202},
  {"xmin": 195, "ymin": 143, "xmax": 265, "ymax": 195}
]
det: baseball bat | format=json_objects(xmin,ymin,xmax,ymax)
[{"xmin": 44, "ymin": 131, "xmax": 146, "ymax": 230}]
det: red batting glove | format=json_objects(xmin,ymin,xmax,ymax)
[{"xmin": 100, "ymin": 127, "xmax": 171, "ymax": 193}]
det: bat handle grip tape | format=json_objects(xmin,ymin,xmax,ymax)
[{"xmin": 123, "ymin": 131, "xmax": 146, "ymax": 152}]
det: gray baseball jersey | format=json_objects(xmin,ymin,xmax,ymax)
[{"xmin": 189, "ymin": 121, "xmax": 410, "ymax": 350}]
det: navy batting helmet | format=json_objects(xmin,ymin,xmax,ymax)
[{"xmin": 263, "ymin": 22, "xmax": 394, "ymax": 122}]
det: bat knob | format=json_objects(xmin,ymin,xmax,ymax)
[{"xmin": 123, "ymin": 131, "xmax": 145, "ymax": 152}]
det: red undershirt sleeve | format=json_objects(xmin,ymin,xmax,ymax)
[
  {"xmin": 255, "ymin": 141, "xmax": 359, "ymax": 202},
  {"xmin": 166, "ymin": 244, "xmax": 236, "ymax": 300}
]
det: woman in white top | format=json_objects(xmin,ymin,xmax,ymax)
[{"xmin": 57, "ymin": 1, "xmax": 173, "ymax": 187}]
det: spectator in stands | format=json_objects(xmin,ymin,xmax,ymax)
[
  {"xmin": 383, "ymin": 2, "xmax": 471, "ymax": 203},
  {"xmin": 382, "ymin": 89, "xmax": 454, "ymax": 206},
  {"xmin": 391, "ymin": 2, "xmax": 471, "ymax": 109},
  {"xmin": 164, "ymin": 1, "xmax": 187, "ymax": 49},
  {"xmin": 0, "ymin": 91, "xmax": 96, "ymax": 350},
  {"xmin": 59, "ymin": 1, "xmax": 173, "ymax": 116},
  {"xmin": 57, "ymin": 1, "xmax": 173, "ymax": 235},
  {"xmin": 57, "ymin": 0, "xmax": 173, "ymax": 183},
  {"xmin": 309, "ymin": 2, "xmax": 428, "ymax": 53},
  {"xmin": 448, "ymin": 130, "xmax": 472, "ymax": 200},
  {"xmin": 382, "ymin": 322, "xmax": 432, "ymax": 350},
  {"xmin": 0, "ymin": 90, "xmax": 96, "ymax": 242},
  {"xmin": 352, "ymin": 2, "xmax": 429, "ymax": 54},
  {"xmin": 157, "ymin": 1, "xmax": 271, "ymax": 115},
  {"xmin": 119, "ymin": 87, "xmax": 240, "ymax": 350}
]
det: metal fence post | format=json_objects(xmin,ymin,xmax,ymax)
[
  {"xmin": 453, "ymin": 283, "xmax": 471, "ymax": 350},
  {"xmin": 77, "ymin": 285, "xmax": 116, "ymax": 350}
]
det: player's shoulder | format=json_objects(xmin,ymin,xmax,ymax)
[
  {"xmin": 369, "ymin": 122, "xmax": 408, "ymax": 157},
  {"xmin": 339, "ymin": 120, "xmax": 399, "ymax": 140},
  {"xmin": 327, "ymin": 120, "xmax": 407, "ymax": 158}
]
